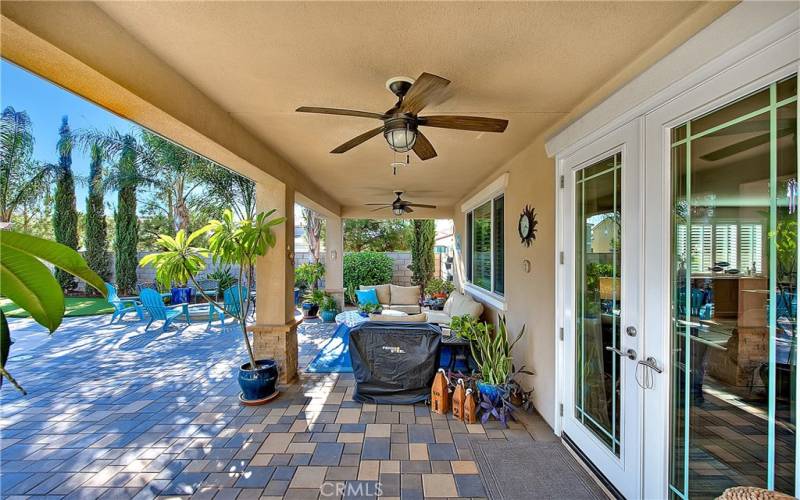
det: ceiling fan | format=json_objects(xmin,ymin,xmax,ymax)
[
  {"xmin": 365, "ymin": 191, "xmax": 436, "ymax": 216},
  {"xmin": 296, "ymin": 72, "xmax": 509, "ymax": 161}
]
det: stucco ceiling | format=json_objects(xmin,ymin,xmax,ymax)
[{"xmin": 94, "ymin": 1, "xmax": 718, "ymax": 210}]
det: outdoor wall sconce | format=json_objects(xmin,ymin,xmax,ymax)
[
  {"xmin": 522, "ymin": 259, "xmax": 531, "ymax": 273},
  {"xmin": 330, "ymin": 249, "xmax": 338, "ymax": 261}
]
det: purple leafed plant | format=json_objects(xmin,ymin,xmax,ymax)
[{"xmin": 479, "ymin": 389, "xmax": 517, "ymax": 428}]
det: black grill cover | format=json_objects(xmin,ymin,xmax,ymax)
[{"xmin": 349, "ymin": 321, "xmax": 442, "ymax": 404}]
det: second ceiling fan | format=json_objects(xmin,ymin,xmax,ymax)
[
  {"xmin": 366, "ymin": 191, "xmax": 436, "ymax": 216},
  {"xmin": 296, "ymin": 72, "xmax": 509, "ymax": 161}
]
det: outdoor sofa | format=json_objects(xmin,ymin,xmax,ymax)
[{"xmin": 359, "ymin": 284, "xmax": 422, "ymax": 314}]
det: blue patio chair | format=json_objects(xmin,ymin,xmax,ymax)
[
  {"xmin": 208, "ymin": 285, "xmax": 250, "ymax": 328},
  {"xmin": 105, "ymin": 282, "xmax": 144, "ymax": 324},
  {"xmin": 140, "ymin": 288, "xmax": 191, "ymax": 333}
]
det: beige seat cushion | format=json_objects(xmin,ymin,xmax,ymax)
[
  {"xmin": 360, "ymin": 284, "xmax": 391, "ymax": 305},
  {"xmin": 390, "ymin": 284, "xmax": 420, "ymax": 305},
  {"xmin": 369, "ymin": 312, "xmax": 428, "ymax": 323},
  {"xmin": 389, "ymin": 304, "xmax": 422, "ymax": 314}
]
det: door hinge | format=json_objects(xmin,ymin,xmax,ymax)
[
  {"xmin": 559, "ymin": 327, "xmax": 564, "ymax": 341},
  {"xmin": 559, "ymin": 403, "xmax": 564, "ymax": 417},
  {"xmin": 559, "ymin": 252, "xmax": 564, "ymax": 265},
  {"xmin": 559, "ymin": 175, "xmax": 565, "ymax": 188}
]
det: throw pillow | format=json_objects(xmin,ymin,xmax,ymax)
[{"xmin": 355, "ymin": 288, "xmax": 379, "ymax": 306}]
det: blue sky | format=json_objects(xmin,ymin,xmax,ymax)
[{"xmin": 1, "ymin": 59, "xmax": 136, "ymax": 207}]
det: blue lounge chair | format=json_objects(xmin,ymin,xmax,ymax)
[
  {"xmin": 140, "ymin": 288, "xmax": 191, "ymax": 333},
  {"xmin": 207, "ymin": 285, "xmax": 249, "ymax": 328},
  {"xmin": 105, "ymin": 282, "xmax": 144, "ymax": 324}
]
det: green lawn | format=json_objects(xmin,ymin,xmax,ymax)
[{"xmin": 1, "ymin": 297, "xmax": 114, "ymax": 318}]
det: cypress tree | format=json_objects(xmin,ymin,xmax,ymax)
[
  {"xmin": 53, "ymin": 116, "xmax": 79, "ymax": 291},
  {"xmin": 84, "ymin": 143, "xmax": 110, "ymax": 287},
  {"xmin": 114, "ymin": 135, "xmax": 139, "ymax": 295},
  {"xmin": 409, "ymin": 219, "xmax": 435, "ymax": 295}
]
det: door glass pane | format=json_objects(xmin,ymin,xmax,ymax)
[
  {"xmin": 575, "ymin": 152, "xmax": 622, "ymax": 456},
  {"xmin": 670, "ymin": 74, "xmax": 797, "ymax": 499},
  {"xmin": 471, "ymin": 200, "xmax": 492, "ymax": 291}
]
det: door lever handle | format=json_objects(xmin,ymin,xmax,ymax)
[{"xmin": 605, "ymin": 346, "xmax": 637, "ymax": 360}]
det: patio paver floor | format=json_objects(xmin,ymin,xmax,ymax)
[{"xmin": 1, "ymin": 315, "xmax": 554, "ymax": 499}]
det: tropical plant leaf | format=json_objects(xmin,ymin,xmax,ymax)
[
  {"xmin": 0, "ymin": 243, "xmax": 65, "ymax": 332},
  {"xmin": 1, "ymin": 231, "xmax": 107, "ymax": 297}
]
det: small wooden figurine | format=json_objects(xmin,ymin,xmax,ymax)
[
  {"xmin": 463, "ymin": 388, "xmax": 478, "ymax": 424},
  {"xmin": 452, "ymin": 379, "xmax": 466, "ymax": 421},
  {"xmin": 431, "ymin": 368, "xmax": 450, "ymax": 415}
]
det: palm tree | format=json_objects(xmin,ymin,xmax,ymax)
[
  {"xmin": 0, "ymin": 107, "xmax": 54, "ymax": 226},
  {"xmin": 139, "ymin": 130, "xmax": 216, "ymax": 233},
  {"xmin": 194, "ymin": 164, "xmax": 256, "ymax": 221}
]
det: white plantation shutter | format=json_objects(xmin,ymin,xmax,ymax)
[
  {"xmin": 676, "ymin": 224, "xmax": 688, "ymax": 264},
  {"xmin": 690, "ymin": 224, "xmax": 713, "ymax": 273},
  {"xmin": 714, "ymin": 224, "xmax": 738, "ymax": 269},
  {"xmin": 740, "ymin": 223, "xmax": 763, "ymax": 274}
]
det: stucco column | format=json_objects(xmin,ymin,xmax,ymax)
[
  {"xmin": 248, "ymin": 178, "xmax": 299, "ymax": 384},
  {"xmin": 324, "ymin": 215, "xmax": 344, "ymax": 309}
]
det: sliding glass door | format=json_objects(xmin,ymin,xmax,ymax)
[{"xmin": 669, "ymin": 74, "xmax": 798, "ymax": 498}]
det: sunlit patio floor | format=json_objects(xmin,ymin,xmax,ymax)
[{"xmin": 0, "ymin": 315, "xmax": 556, "ymax": 499}]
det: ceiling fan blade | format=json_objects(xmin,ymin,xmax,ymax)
[
  {"xmin": 404, "ymin": 206, "xmax": 415, "ymax": 213},
  {"xmin": 701, "ymin": 128, "xmax": 792, "ymax": 161},
  {"xmin": 412, "ymin": 130, "xmax": 437, "ymax": 161},
  {"xmin": 400, "ymin": 73, "xmax": 451, "ymax": 115},
  {"xmin": 407, "ymin": 203, "xmax": 437, "ymax": 209},
  {"xmin": 420, "ymin": 115, "xmax": 508, "ymax": 133},
  {"xmin": 331, "ymin": 126, "xmax": 385, "ymax": 154},
  {"xmin": 705, "ymin": 119, "xmax": 793, "ymax": 136},
  {"xmin": 296, "ymin": 106, "xmax": 387, "ymax": 120},
  {"xmin": 365, "ymin": 203, "xmax": 392, "ymax": 206},
  {"xmin": 370, "ymin": 206, "xmax": 391, "ymax": 212}
]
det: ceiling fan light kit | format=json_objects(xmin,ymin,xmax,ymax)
[
  {"xmin": 296, "ymin": 72, "xmax": 509, "ymax": 161},
  {"xmin": 383, "ymin": 117, "xmax": 417, "ymax": 153}
]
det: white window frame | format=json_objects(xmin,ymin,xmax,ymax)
[{"xmin": 462, "ymin": 173, "xmax": 508, "ymax": 310}]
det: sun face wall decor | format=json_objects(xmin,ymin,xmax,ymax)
[{"xmin": 518, "ymin": 205, "xmax": 538, "ymax": 247}]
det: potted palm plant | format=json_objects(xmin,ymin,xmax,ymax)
[{"xmin": 140, "ymin": 208, "xmax": 285, "ymax": 404}]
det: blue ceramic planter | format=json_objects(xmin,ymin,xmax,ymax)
[
  {"xmin": 171, "ymin": 286, "xmax": 193, "ymax": 304},
  {"xmin": 477, "ymin": 381, "xmax": 504, "ymax": 402},
  {"xmin": 321, "ymin": 310, "xmax": 337, "ymax": 322},
  {"xmin": 238, "ymin": 359, "xmax": 278, "ymax": 401}
]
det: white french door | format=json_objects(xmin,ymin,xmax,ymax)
[{"xmin": 561, "ymin": 121, "xmax": 643, "ymax": 499}]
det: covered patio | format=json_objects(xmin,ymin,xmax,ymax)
[{"xmin": 2, "ymin": 1, "xmax": 799, "ymax": 499}]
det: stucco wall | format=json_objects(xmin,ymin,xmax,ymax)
[{"xmin": 453, "ymin": 134, "xmax": 556, "ymax": 428}]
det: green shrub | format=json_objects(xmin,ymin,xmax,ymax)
[
  {"xmin": 425, "ymin": 277, "xmax": 455, "ymax": 297},
  {"xmin": 343, "ymin": 252, "xmax": 393, "ymax": 293}
]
